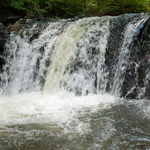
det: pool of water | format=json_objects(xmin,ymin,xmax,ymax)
[{"xmin": 0, "ymin": 92, "xmax": 150, "ymax": 150}]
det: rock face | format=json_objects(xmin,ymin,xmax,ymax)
[
  {"xmin": 0, "ymin": 22, "xmax": 6, "ymax": 71},
  {"xmin": 102, "ymin": 14, "xmax": 150, "ymax": 99},
  {"xmin": 105, "ymin": 14, "xmax": 137, "ymax": 93},
  {"xmin": 105, "ymin": 14, "xmax": 150, "ymax": 99},
  {"xmin": 7, "ymin": 19, "xmax": 26, "ymax": 34},
  {"xmin": 122, "ymin": 18, "xmax": 150, "ymax": 99}
]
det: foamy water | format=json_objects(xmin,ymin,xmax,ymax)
[
  {"xmin": 0, "ymin": 91, "xmax": 116, "ymax": 134},
  {"xmin": 1, "ymin": 92, "xmax": 150, "ymax": 150}
]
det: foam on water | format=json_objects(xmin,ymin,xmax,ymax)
[{"xmin": 0, "ymin": 91, "xmax": 116, "ymax": 134}]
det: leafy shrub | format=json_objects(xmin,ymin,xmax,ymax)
[
  {"xmin": 98, "ymin": 0, "xmax": 150, "ymax": 15},
  {"xmin": 0, "ymin": 0, "xmax": 150, "ymax": 18}
]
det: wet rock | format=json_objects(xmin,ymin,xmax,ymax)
[
  {"xmin": 122, "ymin": 17, "xmax": 150, "ymax": 99},
  {"xmin": 0, "ymin": 22, "xmax": 6, "ymax": 51},
  {"xmin": 0, "ymin": 16, "xmax": 21, "ymax": 27},
  {"xmin": 7, "ymin": 19, "xmax": 26, "ymax": 34},
  {"xmin": 0, "ymin": 22, "xmax": 6, "ymax": 71},
  {"xmin": 24, "ymin": 13, "xmax": 37, "ymax": 19},
  {"xmin": 105, "ymin": 14, "xmax": 140, "ymax": 93}
]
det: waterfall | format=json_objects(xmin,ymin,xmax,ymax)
[
  {"xmin": 43, "ymin": 17, "xmax": 111, "ymax": 95},
  {"xmin": 0, "ymin": 13, "xmax": 149, "ymax": 98},
  {"xmin": 0, "ymin": 32, "xmax": 39, "ymax": 95},
  {"xmin": 0, "ymin": 21, "xmax": 70, "ymax": 95}
]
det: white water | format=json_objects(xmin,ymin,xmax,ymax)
[
  {"xmin": 0, "ymin": 33, "xmax": 37, "ymax": 95},
  {"xmin": 44, "ymin": 17, "xmax": 111, "ymax": 94},
  {"xmin": 0, "ymin": 91, "xmax": 116, "ymax": 134}
]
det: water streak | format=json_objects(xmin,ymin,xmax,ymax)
[
  {"xmin": 44, "ymin": 17, "xmax": 111, "ymax": 95},
  {"xmin": 111, "ymin": 16, "xmax": 148, "ymax": 97}
]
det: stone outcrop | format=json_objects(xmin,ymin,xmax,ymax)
[
  {"xmin": 7, "ymin": 19, "xmax": 26, "ymax": 34},
  {"xmin": 105, "ymin": 14, "xmax": 150, "ymax": 99},
  {"xmin": 0, "ymin": 22, "xmax": 6, "ymax": 71},
  {"xmin": 122, "ymin": 18, "xmax": 150, "ymax": 99}
]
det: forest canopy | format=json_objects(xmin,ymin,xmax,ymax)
[{"xmin": 0, "ymin": 0, "xmax": 150, "ymax": 18}]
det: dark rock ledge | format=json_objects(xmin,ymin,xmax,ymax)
[{"xmin": 0, "ymin": 22, "xmax": 6, "ymax": 70}]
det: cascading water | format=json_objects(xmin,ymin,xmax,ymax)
[
  {"xmin": 43, "ymin": 17, "xmax": 111, "ymax": 95},
  {"xmin": 0, "ymin": 14, "xmax": 150, "ymax": 150},
  {"xmin": 111, "ymin": 15, "xmax": 149, "ymax": 97}
]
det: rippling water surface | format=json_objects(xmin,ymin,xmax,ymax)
[{"xmin": 0, "ymin": 91, "xmax": 150, "ymax": 150}]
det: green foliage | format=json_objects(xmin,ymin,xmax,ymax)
[
  {"xmin": 97, "ymin": 0, "xmax": 150, "ymax": 15},
  {"xmin": 0, "ymin": 0, "xmax": 150, "ymax": 17},
  {"xmin": 38, "ymin": 0, "xmax": 88, "ymax": 17},
  {"xmin": 10, "ymin": 0, "xmax": 47, "ymax": 15}
]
